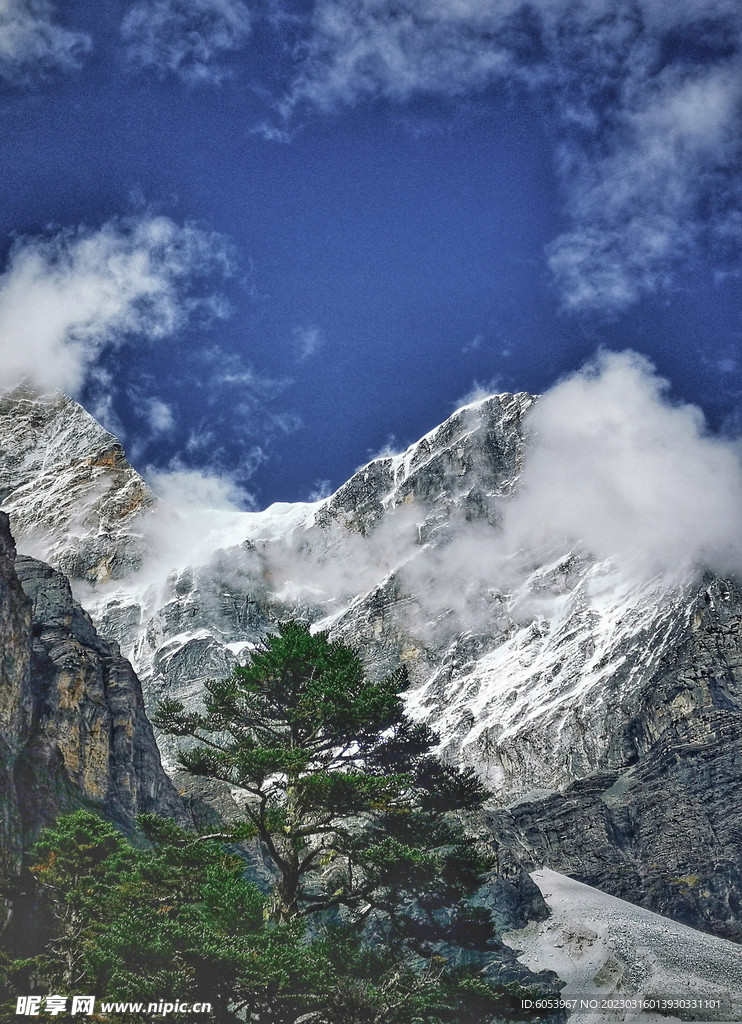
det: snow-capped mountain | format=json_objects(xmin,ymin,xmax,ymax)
[
  {"xmin": 2, "ymin": 385, "xmax": 741, "ymax": 942},
  {"xmin": 0, "ymin": 385, "xmax": 154, "ymax": 582}
]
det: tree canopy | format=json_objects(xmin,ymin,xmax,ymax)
[{"xmin": 154, "ymin": 620, "xmax": 492, "ymax": 946}]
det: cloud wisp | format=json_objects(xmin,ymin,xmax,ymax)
[
  {"xmin": 0, "ymin": 0, "xmax": 90, "ymax": 84},
  {"xmin": 146, "ymin": 466, "xmax": 253, "ymax": 512},
  {"xmin": 283, "ymin": 0, "xmax": 517, "ymax": 113},
  {"xmin": 280, "ymin": 0, "xmax": 742, "ymax": 313},
  {"xmin": 294, "ymin": 324, "xmax": 323, "ymax": 361},
  {"xmin": 121, "ymin": 0, "xmax": 252, "ymax": 84},
  {"xmin": 0, "ymin": 214, "xmax": 234, "ymax": 396}
]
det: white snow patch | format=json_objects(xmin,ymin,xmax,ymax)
[
  {"xmin": 224, "ymin": 640, "xmax": 256, "ymax": 657},
  {"xmin": 503, "ymin": 869, "xmax": 742, "ymax": 1023}
]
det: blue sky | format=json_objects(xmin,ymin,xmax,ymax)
[{"xmin": 0, "ymin": 0, "xmax": 740, "ymax": 508}]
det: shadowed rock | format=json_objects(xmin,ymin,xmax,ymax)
[{"xmin": 0, "ymin": 511, "xmax": 184, "ymax": 915}]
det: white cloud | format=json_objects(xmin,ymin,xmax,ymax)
[
  {"xmin": 143, "ymin": 396, "xmax": 175, "ymax": 434},
  {"xmin": 280, "ymin": 0, "xmax": 742, "ymax": 312},
  {"xmin": 0, "ymin": 0, "xmax": 90, "ymax": 84},
  {"xmin": 306, "ymin": 351, "xmax": 742, "ymax": 618},
  {"xmin": 116, "ymin": 466, "xmax": 258, "ymax": 596},
  {"xmin": 548, "ymin": 62, "xmax": 742, "ymax": 310},
  {"xmin": 283, "ymin": 0, "xmax": 516, "ymax": 113},
  {"xmin": 121, "ymin": 0, "xmax": 251, "ymax": 84},
  {"xmin": 146, "ymin": 466, "xmax": 252, "ymax": 511},
  {"xmin": 0, "ymin": 214, "xmax": 233, "ymax": 395},
  {"xmin": 455, "ymin": 378, "xmax": 503, "ymax": 408},
  {"xmin": 124, "ymin": 393, "xmax": 176, "ymax": 463},
  {"xmin": 378, "ymin": 350, "xmax": 742, "ymax": 637},
  {"xmin": 503, "ymin": 350, "xmax": 742, "ymax": 577},
  {"xmin": 294, "ymin": 324, "xmax": 323, "ymax": 360},
  {"xmin": 307, "ymin": 478, "xmax": 332, "ymax": 501}
]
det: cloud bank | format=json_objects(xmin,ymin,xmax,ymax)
[
  {"xmin": 505, "ymin": 350, "xmax": 742, "ymax": 578},
  {"xmin": 121, "ymin": 0, "xmax": 251, "ymax": 84},
  {"xmin": 283, "ymin": 0, "xmax": 742, "ymax": 312},
  {"xmin": 389, "ymin": 350, "xmax": 742, "ymax": 634},
  {"xmin": 0, "ymin": 0, "xmax": 90, "ymax": 84},
  {"xmin": 0, "ymin": 214, "xmax": 233, "ymax": 395},
  {"xmin": 100, "ymin": 349, "xmax": 742, "ymax": 649}
]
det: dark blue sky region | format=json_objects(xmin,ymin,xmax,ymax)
[{"xmin": 0, "ymin": 0, "xmax": 740, "ymax": 506}]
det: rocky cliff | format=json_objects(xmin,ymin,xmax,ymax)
[
  {"xmin": 0, "ymin": 511, "xmax": 183, "ymax": 902},
  {"xmin": 489, "ymin": 573, "xmax": 742, "ymax": 941},
  {"xmin": 2, "ymin": 388, "xmax": 742, "ymax": 946},
  {"xmin": 0, "ymin": 513, "xmax": 33, "ymax": 897},
  {"xmin": 14, "ymin": 551, "xmax": 184, "ymax": 838}
]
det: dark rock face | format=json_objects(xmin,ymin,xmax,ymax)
[
  {"xmin": 0, "ymin": 513, "xmax": 33, "ymax": 894},
  {"xmin": 489, "ymin": 575, "xmax": 742, "ymax": 942},
  {"xmin": 0, "ymin": 510, "xmax": 184, "ymax": 913},
  {"xmin": 13, "ymin": 554, "xmax": 184, "ymax": 836}
]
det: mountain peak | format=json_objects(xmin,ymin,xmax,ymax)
[{"xmin": 0, "ymin": 388, "xmax": 155, "ymax": 583}]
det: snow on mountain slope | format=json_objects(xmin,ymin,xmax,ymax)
[
  {"xmin": 503, "ymin": 869, "xmax": 742, "ymax": 1023},
  {"xmin": 4, "ymin": 385, "xmax": 742, "ymax": 941},
  {"xmin": 403, "ymin": 559, "xmax": 693, "ymax": 793},
  {"xmin": 0, "ymin": 385, "xmax": 155, "ymax": 583},
  {"xmin": 0, "ymin": 386, "xmax": 737, "ymax": 806}
]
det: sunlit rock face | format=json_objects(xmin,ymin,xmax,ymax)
[
  {"xmin": 0, "ymin": 385, "xmax": 155, "ymax": 584},
  {"xmin": 3, "ymin": 388, "xmax": 742, "ymax": 938}
]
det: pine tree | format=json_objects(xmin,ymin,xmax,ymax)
[
  {"xmin": 2, "ymin": 812, "xmax": 519, "ymax": 1024},
  {"xmin": 154, "ymin": 621, "xmax": 494, "ymax": 954},
  {"xmin": 1, "ymin": 811, "xmax": 334, "ymax": 1023},
  {"xmin": 17, "ymin": 811, "xmax": 137, "ymax": 990}
]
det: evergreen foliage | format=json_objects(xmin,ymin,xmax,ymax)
[
  {"xmin": 154, "ymin": 620, "xmax": 492, "ymax": 948},
  {"xmin": 0, "ymin": 623, "xmax": 546, "ymax": 1023},
  {"xmin": 1, "ymin": 810, "xmax": 334, "ymax": 1021}
]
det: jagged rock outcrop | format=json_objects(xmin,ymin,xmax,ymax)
[
  {"xmin": 0, "ymin": 511, "xmax": 183, "ymax": 900},
  {"xmin": 14, "ymin": 554, "xmax": 185, "ymax": 836}
]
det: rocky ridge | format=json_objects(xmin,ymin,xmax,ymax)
[{"xmin": 0, "ymin": 385, "xmax": 155, "ymax": 584}]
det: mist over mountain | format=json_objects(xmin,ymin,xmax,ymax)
[{"xmin": 3, "ymin": 355, "xmax": 742, "ymax": 977}]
